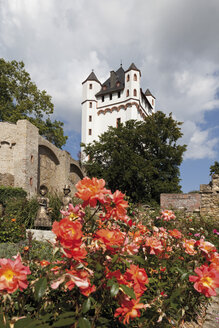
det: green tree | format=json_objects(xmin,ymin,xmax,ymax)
[
  {"xmin": 82, "ymin": 111, "xmax": 187, "ymax": 203},
  {"xmin": 0, "ymin": 58, "xmax": 67, "ymax": 148},
  {"xmin": 210, "ymin": 161, "xmax": 219, "ymax": 176}
]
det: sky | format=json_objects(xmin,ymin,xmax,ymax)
[{"xmin": 0, "ymin": 0, "xmax": 219, "ymax": 193}]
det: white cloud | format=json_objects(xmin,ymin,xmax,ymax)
[{"xmin": 0, "ymin": 0, "xmax": 219, "ymax": 159}]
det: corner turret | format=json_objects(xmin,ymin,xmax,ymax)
[{"xmin": 145, "ymin": 89, "xmax": 155, "ymax": 111}]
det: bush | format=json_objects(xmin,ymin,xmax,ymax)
[
  {"xmin": 0, "ymin": 240, "xmax": 58, "ymax": 262},
  {"xmin": 47, "ymin": 193, "xmax": 62, "ymax": 223},
  {"xmin": 0, "ymin": 186, "xmax": 26, "ymax": 206},
  {"xmin": 0, "ymin": 178, "xmax": 218, "ymax": 328},
  {"xmin": 0, "ymin": 217, "xmax": 26, "ymax": 243},
  {"xmin": 3, "ymin": 192, "xmax": 62, "ymax": 229}
]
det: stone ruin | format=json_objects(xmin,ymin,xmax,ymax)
[
  {"xmin": 160, "ymin": 174, "xmax": 219, "ymax": 219},
  {"xmin": 200, "ymin": 174, "xmax": 219, "ymax": 219}
]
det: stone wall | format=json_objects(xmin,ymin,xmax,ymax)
[
  {"xmin": 161, "ymin": 174, "xmax": 219, "ymax": 219},
  {"xmin": 200, "ymin": 174, "xmax": 219, "ymax": 219},
  {"xmin": 0, "ymin": 120, "xmax": 85, "ymax": 198},
  {"xmin": 160, "ymin": 193, "xmax": 201, "ymax": 212}
]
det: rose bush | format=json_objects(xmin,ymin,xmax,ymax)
[{"xmin": 0, "ymin": 177, "xmax": 218, "ymax": 328}]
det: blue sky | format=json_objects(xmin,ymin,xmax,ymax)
[{"xmin": 0, "ymin": 0, "xmax": 219, "ymax": 193}]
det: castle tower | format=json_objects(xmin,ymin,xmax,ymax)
[
  {"xmin": 125, "ymin": 63, "xmax": 141, "ymax": 102},
  {"xmin": 81, "ymin": 71, "xmax": 101, "ymax": 147},
  {"xmin": 81, "ymin": 63, "xmax": 155, "ymax": 151}
]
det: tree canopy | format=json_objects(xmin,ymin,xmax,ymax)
[
  {"xmin": 210, "ymin": 161, "xmax": 219, "ymax": 176},
  {"xmin": 0, "ymin": 58, "xmax": 67, "ymax": 148},
  {"xmin": 82, "ymin": 111, "xmax": 187, "ymax": 204}
]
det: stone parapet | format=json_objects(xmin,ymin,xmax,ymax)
[
  {"xmin": 26, "ymin": 229, "xmax": 56, "ymax": 242},
  {"xmin": 161, "ymin": 174, "xmax": 219, "ymax": 219},
  {"xmin": 160, "ymin": 193, "xmax": 201, "ymax": 212}
]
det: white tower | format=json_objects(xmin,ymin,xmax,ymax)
[{"xmin": 81, "ymin": 71, "xmax": 101, "ymax": 147}]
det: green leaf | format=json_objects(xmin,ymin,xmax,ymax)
[
  {"xmin": 52, "ymin": 317, "xmax": 76, "ymax": 327},
  {"xmin": 120, "ymin": 284, "xmax": 136, "ymax": 300},
  {"xmin": 14, "ymin": 318, "xmax": 42, "ymax": 328},
  {"xmin": 78, "ymin": 317, "xmax": 91, "ymax": 328},
  {"xmin": 82, "ymin": 298, "xmax": 91, "ymax": 313},
  {"xmin": 111, "ymin": 254, "xmax": 119, "ymax": 263},
  {"xmin": 107, "ymin": 278, "xmax": 116, "ymax": 287},
  {"xmin": 132, "ymin": 255, "xmax": 146, "ymax": 265},
  {"xmin": 181, "ymin": 272, "xmax": 189, "ymax": 281},
  {"xmin": 95, "ymin": 262, "xmax": 103, "ymax": 271},
  {"xmin": 57, "ymin": 312, "xmax": 76, "ymax": 319},
  {"xmin": 34, "ymin": 277, "xmax": 47, "ymax": 301},
  {"xmin": 110, "ymin": 283, "xmax": 119, "ymax": 297}
]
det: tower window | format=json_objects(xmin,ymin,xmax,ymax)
[
  {"xmin": 127, "ymin": 74, "xmax": 130, "ymax": 82},
  {"xmin": 110, "ymin": 93, "xmax": 112, "ymax": 100},
  {"xmin": 152, "ymin": 99, "xmax": 154, "ymax": 106},
  {"xmin": 89, "ymin": 129, "xmax": 92, "ymax": 135},
  {"xmin": 89, "ymin": 84, "xmax": 92, "ymax": 89},
  {"xmin": 126, "ymin": 89, "xmax": 129, "ymax": 97},
  {"xmin": 89, "ymin": 115, "xmax": 92, "ymax": 122},
  {"xmin": 116, "ymin": 118, "xmax": 121, "ymax": 127},
  {"xmin": 102, "ymin": 95, "xmax": 104, "ymax": 102},
  {"xmin": 89, "ymin": 102, "xmax": 92, "ymax": 108},
  {"xmin": 30, "ymin": 177, "xmax": 33, "ymax": 186},
  {"xmin": 118, "ymin": 91, "xmax": 121, "ymax": 98},
  {"xmin": 134, "ymin": 73, "xmax": 137, "ymax": 81},
  {"xmin": 133, "ymin": 89, "xmax": 137, "ymax": 97}
]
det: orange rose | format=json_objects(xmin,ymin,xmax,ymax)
[
  {"xmin": 52, "ymin": 218, "xmax": 83, "ymax": 249},
  {"xmin": 75, "ymin": 177, "xmax": 110, "ymax": 207},
  {"xmin": 0, "ymin": 254, "xmax": 31, "ymax": 293},
  {"xmin": 189, "ymin": 264, "xmax": 219, "ymax": 297}
]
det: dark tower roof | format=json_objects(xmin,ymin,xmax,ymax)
[
  {"xmin": 145, "ymin": 88, "xmax": 156, "ymax": 99},
  {"xmin": 95, "ymin": 65, "xmax": 125, "ymax": 97},
  {"xmin": 82, "ymin": 71, "xmax": 101, "ymax": 84},
  {"xmin": 125, "ymin": 62, "xmax": 141, "ymax": 75}
]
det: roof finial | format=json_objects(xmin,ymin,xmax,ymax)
[
  {"xmin": 120, "ymin": 59, "xmax": 122, "ymax": 67},
  {"xmin": 92, "ymin": 69, "xmax": 94, "ymax": 72}
]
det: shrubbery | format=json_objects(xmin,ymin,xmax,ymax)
[
  {"xmin": 0, "ymin": 187, "xmax": 62, "ymax": 243},
  {"xmin": 0, "ymin": 186, "xmax": 27, "ymax": 206},
  {"xmin": 0, "ymin": 217, "xmax": 25, "ymax": 243},
  {"xmin": 0, "ymin": 177, "xmax": 218, "ymax": 328}
]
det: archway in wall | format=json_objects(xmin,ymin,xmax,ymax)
[
  {"xmin": 69, "ymin": 163, "xmax": 84, "ymax": 186},
  {"xmin": 38, "ymin": 145, "xmax": 60, "ymax": 193}
]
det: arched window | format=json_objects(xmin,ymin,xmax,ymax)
[
  {"xmin": 127, "ymin": 74, "xmax": 130, "ymax": 82},
  {"xmin": 126, "ymin": 89, "xmax": 129, "ymax": 97},
  {"xmin": 133, "ymin": 89, "xmax": 137, "ymax": 97},
  {"xmin": 152, "ymin": 99, "xmax": 154, "ymax": 106},
  {"xmin": 134, "ymin": 74, "xmax": 137, "ymax": 81}
]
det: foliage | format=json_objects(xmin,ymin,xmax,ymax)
[
  {"xmin": 0, "ymin": 58, "xmax": 67, "ymax": 148},
  {"xmin": 82, "ymin": 111, "xmax": 186, "ymax": 203},
  {"xmin": 47, "ymin": 193, "xmax": 62, "ymax": 223},
  {"xmin": 0, "ymin": 186, "xmax": 26, "ymax": 207},
  {"xmin": 0, "ymin": 240, "xmax": 57, "ymax": 262},
  {"xmin": 2, "ymin": 192, "xmax": 62, "ymax": 229},
  {"xmin": 0, "ymin": 217, "xmax": 25, "ymax": 243},
  {"xmin": 210, "ymin": 161, "xmax": 219, "ymax": 176},
  {"xmin": 0, "ymin": 177, "xmax": 218, "ymax": 328}
]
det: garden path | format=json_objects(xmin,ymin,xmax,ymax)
[{"xmin": 181, "ymin": 290, "xmax": 219, "ymax": 328}]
